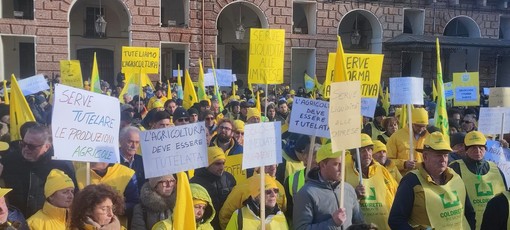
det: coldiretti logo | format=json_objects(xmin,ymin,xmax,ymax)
[
  {"xmin": 440, "ymin": 191, "xmax": 460, "ymax": 208},
  {"xmin": 475, "ymin": 182, "xmax": 494, "ymax": 197},
  {"xmin": 365, "ymin": 187, "xmax": 377, "ymax": 201}
]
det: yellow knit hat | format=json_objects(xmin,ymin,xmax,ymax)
[
  {"xmin": 0, "ymin": 187, "xmax": 12, "ymax": 197},
  {"xmin": 208, "ymin": 146, "xmax": 226, "ymax": 166},
  {"xmin": 193, "ymin": 199, "xmax": 208, "ymax": 206},
  {"xmin": 233, "ymin": 120, "xmax": 245, "ymax": 132},
  {"xmin": 316, "ymin": 143, "xmax": 342, "ymax": 163},
  {"xmin": 411, "ymin": 108, "xmax": 428, "ymax": 125},
  {"xmin": 249, "ymin": 174, "xmax": 279, "ymax": 199},
  {"xmin": 464, "ymin": 131, "xmax": 487, "ymax": 147},
  {"xmin": 44, "ymin": 169, "xmax": 75, "ymax": 197},
  {"xmin": 361, "ymin": 134, "xmax": 373, "ymax": 148},
  {"xmin": 247, "ymin": 108, "xmax": 261, "ymax": 120},
  {"xmin": 372, "ymin": 140, "xmax": 387, "ymax": 153}
]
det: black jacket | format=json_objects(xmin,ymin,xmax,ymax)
[
  {"xmin": 1, "ymin": 147, "xmax": 77, "ymax": 218},
  {"xmin": 190, "ymin": 167, "xmax": 236, "ymax": 229},
  {"xmin": 480, "ymin": 192, "xmax": 509, "ymax": 230},
  {"xmin": 119, "ymin": 153, "xmax": 146, "ymax": 192}
]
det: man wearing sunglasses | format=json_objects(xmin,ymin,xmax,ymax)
[
  {"xmin": 1, "ymin": 124, "xmax": 77, "ymax": 218},
  {"xmin": 172, "ymin": 107, "xmax": 190, "ymax": 126}
]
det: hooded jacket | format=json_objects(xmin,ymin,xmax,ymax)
[
  {"xmin": 131, "ymin": 182, "xmax": 175, "ymax": 230},
  {"xmin": 292, "ymin": 167, "xmax": 364, "ymax": 230},
  {"xmin": 190, "ymin": 183, "xmax": 215, "ymax": 230},
  {"xmin": 27, "ymin": 201, "xmax": 68, "ymax": 230}
]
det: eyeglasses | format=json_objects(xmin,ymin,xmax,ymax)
[
  {"xmin": 205, "ymin": 117, "xmax": 215, "ymax": 121},
  {"xmin": 20, "ymin": 141, "xmax": 45, "ymax": 151},
  {"xmin": 176, "ymin": 118, "xmax": 189, "ymax": 122},
  {"xmin": 218, "ymin": 126, "xmax": 232, "ymax": 131},
  {"xmin": 158, "ymin": 180, "xmax": 176, "ymax": 187},
  {"xmin": 235, "ymin": 131, "xmax": 244, "ymax": 135},
  {"xmin": 265, "ymin": 188, "xmax": 279, "ymax": 195},
  {"xmin": 97, "ymin": 205, "xmax": 116, "ymax": 214}
]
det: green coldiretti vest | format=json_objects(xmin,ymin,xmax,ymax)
[
  {"xmin": 412, "ymin": 170, "xmax": 470, "ymax": 230},
  {"xmin": 344, "ymin": 157, "xmax": 392, "ymax": 229},
  {"xmin": 288, "ymin": 169, "xmax": 305, "ymax": 197},
  {"xmin": 368, "ymin": 122, "xmax": 385, "ymax": 140},
  {"xmin": 501, "ymin": 191, "xmax": 510, "ymax": 230},
  {"xmin": 226, "ymin": 206, "xmax": 288, "ymax": 230},
  {"xmin": 456, "ymin": 160, "xmax": 505, "ymax": 230}
]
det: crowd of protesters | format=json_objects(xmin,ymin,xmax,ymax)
[{"xmin": 0, "ymin": 76, "xmax": 508, "ymax": 230}]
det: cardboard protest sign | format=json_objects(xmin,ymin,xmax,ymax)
[
  {"xmin": 489, "ymin": 87, "xmax": 510, "ymax": 107},
  {"xmin": 17, "ymin": 74, "xmax": 50, "ymax": 96},
  {"xmin": 248, "ymin": 29, "xmax": 285, "ymax": 84},
  {"xmin": 453, "ymin": 72, "xmax": 479, "ymax": 106},
  {"xmin": 389, "ymin": 77, "xmax": 424, "ymax": 105},
  {"xmin": 140, "ymin": 122, "xmax": 208, "ymax": 178},
  {"xmin": 444, "ymin": 82, "xmax": 454, "ymax": 100},
  {"xmin": 60, "ymin": 60, "xmax": 84, "ymax": 88},
  {"xmin": 329, "ymin": 81, "xmax": 361, "ymax": 152},
  {"xmin": 322, "ymin": 53, "xmax": 383, "ymax": 117},
  {"xmin": 242, "ymin": 122, "xmax": 282, "ymax": 169},
  {"xmin": 121, "ymin": 46, "xmax": 160, "ymax": 74},
  {"xmin": 52, "ymin": 84, "xmax": 120, "ymax": 163},
  {"xmin": 289, "ymin": 97, "xmax": 330, "ymax": 138},
  {"xmin": 478, "ymin": 107, "xmax": 510, "ymax": 135}
]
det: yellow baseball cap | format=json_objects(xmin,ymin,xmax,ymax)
[
  {"xmin": 361, "ymin": 134, "xmax": 373, "ymax": 148},
  {"xmin": 0, "ymin": 187, "xmax": 12, "ymax": 197},
  {"xmin": 417, "ymin": 131, "xmax": 452, "ymax": 152},
  {"xmin": 208, "ymin": 146, "xmax": 226, "ymax": 166},
  {"xmin": 316, "ymin": 143, "xmax": 342, "ymax": 163},
  {"xmin": 464, "ymin": 131, "xmax": 487, "ymax": 147},
  {"xmin": 373, "ymin": 140, "xmax": 387, "ymax": 153},
  {"xmin": 412, "ymin": 108, "xmax": 429, "ymax": 125}
]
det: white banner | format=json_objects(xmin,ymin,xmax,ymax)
[
  {"xmin": 140, "ymin": 122, "xmax": 208, "ymax": 178},
  {"xmin": 52, "ymin": 84, "xmax": 120, "ymax": 163},
  {"xmin": 478, "ymin": 107, "xmax": 510, "ymax": 135},
  {"xmin": 389, "ymin": 77, "xmax": 424, "ymax": 105},
  {"xmin": 243, "ymin": 122, "xmax": 282, "ymax": 169},
  {"xmin": 289, "ymin": 97, "xmax": 330, "ymax": 138},
  {"xmin": 18, "ymin": 74, "xmax": 50, "ymax": 96}
]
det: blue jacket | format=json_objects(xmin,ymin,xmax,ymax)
[
  {"xmin": 7, "ymin": 206, "xmax": 29, "ymax": 230},
  {"xmin": 120, "ymin": 153, "xmax": 146, "ymax": 192}
]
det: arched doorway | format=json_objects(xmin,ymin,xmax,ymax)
[
  {"xmin": 216, "ymin": 2, "xmax": 268, "ymax": 88},
  {"xmin": 443, "ymin": 16, "xmax": 481, "ymax": 78},
  {"xmin": 338, "ymin": 10, "xmax": 383, "ymax": 54},
  {"xmin": 68, "ymin": 0, "xmax": 130, "ymax": 86}
]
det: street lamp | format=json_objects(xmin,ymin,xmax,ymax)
[
  {"xmin": 235, "ymin": 5, "xmax": 245, "ymax": 40},
  {"xmin": 351, "ymin": 13, "xmax": 361, "ymax": 46},
  {"xmin": 95, "ymin": 0, "xmax": 107, "ymax": 37}
]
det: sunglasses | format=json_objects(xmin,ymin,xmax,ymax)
[
  {"xmin": 265, "ymin": 188, "xmax": 279, "ymax": 195},
  {"xmin": 20, "ymin": 141, "xmax": 45, "ymax": 150}
]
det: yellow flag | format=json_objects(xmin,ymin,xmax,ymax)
[
  {"xmin": 256, "ymin": 90, "xmax": 261, "ymax": 114},
  {"xmin": 197, "ymin": 59, "xmax": 208, "ymax": 101},
  {"xmin": 10, "ymin": 74, "xmax": 35, "ymax": 141},
  {"xmin": 334, "ymin": 36, "xmax": 348, "ymax": 82},
  {"xmin": 382, "ymin": 87, "xmax": 390, "ymax": 115},
  {"xmin": 90, "ymin": 52, "xmax": 101, "ymax": 93},
  {"xmin": 173, "ymin": 172, "xmax": 196, "ymax": 230},
  {"xmin": 167, "ymin": 80, "xmax": 173, "ymax": 100},
  {"xmin": 3, "ymin": 80, "xmax": 9, "ymax": 105},
  {"xmin": 304, "ymin": 72, "xmax": 314, "ymax": 93},
  {"xmin": 434, "ymin": 38, "xmax": 450, "ymax": 142},
  {"xmin": 210, "ymin": 55, "xmax": 224, "ymax": 111},
  {"xmin": 183, "ymin": 69, "xmax": 198, "ymax": 109},
  {"xmin": 118, "ymin": 72, "xmax": 155, "ymax": 103},
  {"xmin": 432, "ymin": 80, "xmax": 438, "ymax": 101},
  {"xmin": 176, "ymin": 65, "xmax": 184, "ymax": 100}
]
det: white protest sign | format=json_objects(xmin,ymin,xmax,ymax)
[
  {"xmin": 444, "ymin": 82, "xmax": 454, "ymax": 100},
  {"xmin": 478, "ymin": 107, "xmax": 510, "ymax": 135},
  {"xmin": 389, "ymin": 77, "xmax": 424, "ymax": 105},
  {"xmin": 485, "ymin": 140, "xmax": 510, "ymax": 186},
  {"xmin": 243, "ymin": 122, "xmax": 282, "ymax": 169},
  {"xmin": 329, "ymin": 81, "xmax": 361, "ymax": 152},
  {"xmin": 207, "ymin": 69, "xmax": 237, "ymax": 86},
  {"xmin": 204, "ymin": 72, "xmax": 215, "ymax": 86},
  {"xmin": 361, "ymin": 97, "xmax": 377, "ymax": 118},
  {"xmin": 140, "ymin": 122, "xmax": 208, "ymax": 178},
  {"xmin": 17, "ymin": 74, "xmax": 50, "ymax": 96},
  {"xmin": 172, "ymin": 70, "xmax": 184, "ymax": 77},
  {"xmin": 289, "ymin": 97, "xmax": 330, "ymax": 138},
  {"xmin": 52, "ymin": 84, "xmax": 120, "ymax": 163}
]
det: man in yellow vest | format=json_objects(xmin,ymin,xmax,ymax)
[
  {"xmin": 481, "ymin": 188, "xmax": 510, "ymax": 230},
  {"xmin": 361, "ymin": 107, "xmax": 386, "ymax": 140},
  {"xmin": 386, "ymin": 107, "xmax": 430, "ymax": 174},
  {"xmin": 449, "ymin": 131, "xmax": 507, "ymax": 229},
  {"xmin": 388, "ymin": 132, "xmax": 476, "ymax": 229},
  {"xmin": 345, "ymin": 134, "xmax": 398, "ymax": 229}
]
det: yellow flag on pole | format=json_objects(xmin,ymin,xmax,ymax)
[
  {"xmin": 118, "ymin": 72, "xmax": 155, "ymax": 103},
  {"xmin": 434, "ymin": 38, "xmax": 450, "ymax": 142},
  {"xmin": 334, "ymin": 36, "xmax": 348, "ymax": 82},
  {"xmin": 432, "ymin": 80, "xmax": 438, "ymax": 101},
  {"xmin": 197, "ymin": 59, "xmax": 208, "ymax": 101},
  {"xmin": 9, "ymin": 74, "xmax": 36, "ymax": 141},
  {"xmin": 210, "ymin": 55, "xmax": 224, "ymax": 111},
  {"xmin": 90, "ymin": 52, "xmax": 101, "ymax": 93},
  {"xmin": 3, "ymin": 80, "xmax": 9, "ymax": 105},
  {"xmin": 183, "ymin": 69, "xmax": 198, "ymax": 109},
  {"xmin": 382, "ymin": 87, "xmax": 390, "ymax": 115},
  {"xmin": 176, "ymin": 65, "xmax": 184, "ymax": 100},
  {"xmin": 304, "ymin": 72, "xmax": 314, "ymax": 93},
  {"xmin": 167, "ymin": 80, "xmax": 173, "ymax": 100},
  {"xmin": 172, "ymin": 172, "xmax": 196, "ymax": 230}
]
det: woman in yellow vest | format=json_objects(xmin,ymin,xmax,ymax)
[
  {"xmin": 372, "ymin": 140, "xmax": 402, "ymax": 183},
  {"xmin": 27, "ymin": 169, "xmax": 75, "ymax": 230},
  {"xmin": 345, "ymin": 134, "xmax": 398, "ymax": 229},
  {"xmin": 225, "ymin": 174, "xmax": 288, "ymax": 230},
  {"xmin": 388, "ymin": 132, "xmax": 476, "ymax": 229},
  {"xmin": 70, "ymin": 184, "xmax": 126, "ymax": 230},
  {"xmin": 449, "ymin": 131, "xmax": 507, "ymax": 229}
]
